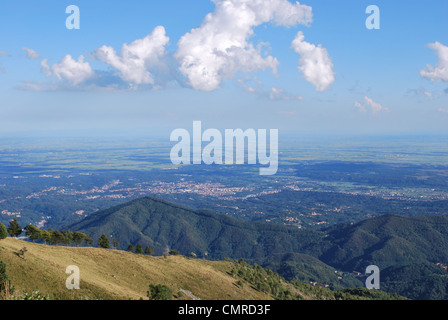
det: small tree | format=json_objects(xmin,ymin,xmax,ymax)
[
  {"xmin": 97, "ymin": 234, "xmax": 110, "ymax": 249},
  {"xmin": 127, "ymin": 244, "xmax": 134, "ymax": 251},
  {"xmin": 47, "ymin": 228, "xmax": 57, "ymax": 244},
  {"xmin": 24, "ymin": 224, "xmax": 41, "ymax": 242},
  {"xmin": 112, "ymin": 238, "xmax": 119, "ymax": 249},
  {"xmin": 40, "ymin": 230, "xmax": 51, "ymax": 244},
  {"xmin": 0, "ymin": 223, "xmax": 8, "ymax": 240},
  {"xmin": 144, "ymin": 246, "xmax": 152, "ymax": 255},
  {"xmin": 85, "ymin": 235, "xmax": 93, "ymax": 246},
  {"xmin": 73, "ymin": 232, "xmax": 86, "ymax": 247},
  {"xmin": 135, "ymin": 243, "xmax": 143, "ymax": 254},
  {"xmin": 7, "ymin": 218, "xmax": 22, "ymax": 238},
  {"xmin": 169, "ymin": 249, "xmax": 180, "ymax": 256},
  {"xmin": 51, "ymin": 230, "xmax": 66, "ymax": 245},
  {"xmin": 62, "ymin": 230, "xmax": 74, "ymax": 246},
  {"xmin": 147, "ymin": 284, "xmax": 172, "ymax": 300}
]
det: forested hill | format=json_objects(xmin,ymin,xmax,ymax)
[
  {"xmin": 321, "ymin": 214, "xmax": 448, "ymax": 271},
  {"xmin": 67, "ymin": 196, "xmax": 326, "ymax": 259}
]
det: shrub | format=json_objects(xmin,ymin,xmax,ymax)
[
  {"xmin": 97, "ymin": 234, "xmax": 110, "ymax": 249},
  {"xmin": 135, "ymin": 243, "xmax": 143, "ymax": 254},
  {"xmin": 14, "ymin": 290, "xmax": 50, "ymax": 300},
  {"xmin": 147, "ymin": 284, "xmax": 172, "ymax": 300},
  {"xmin": 0, "ymin": 260, "xmax": 13, "ymax": 300},
  {"xmin": 0, "ymin": 223, "xmax": 7, "ymax": 240}
]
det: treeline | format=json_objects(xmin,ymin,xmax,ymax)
[
  {"xmin": 24, "ymin": 224, "xmax": 92, "ymax": 247},
  {"xmin": 97, "ymin": 234, "xmax": 154, "ymax": 256},
  {"xmin": 1, "ymin": 219, "xmax": 156, "ymax": 254},
  {"xmin": 126, "ymin": 242, "xmax": 153, "ymax": 255},
  {"xmin": 0, "ymin": 218, "xmax": 92, "ymax": 247},
  {"xmin": 2, "ymin": 220, "xmax": 173, "ymax": 258}
]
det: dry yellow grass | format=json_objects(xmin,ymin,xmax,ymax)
[{"xmin": 0, "ymin": 238, "xmax": 272, "ymax": 300}]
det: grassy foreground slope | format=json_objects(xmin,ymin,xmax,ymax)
[
  {"xmin": 0, "ymin": 238, "xmax": 405, "ymax": 301},
  {"xmin": 0, "ymin": 238, "xmax": 271, "ymax": 300}
]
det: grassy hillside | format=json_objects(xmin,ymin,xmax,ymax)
[
  {"xmin": 0, "ymin": 238, "xmax": 271, "ymax": 300},
  {"xmin": 0, "ymin": 238, "xmax": 405, "ymax": 301}
]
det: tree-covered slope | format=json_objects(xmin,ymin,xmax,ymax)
[
  {"xmin": 320, "ymin": 214, "xmax": 448, "ymax": 271},
  {"xmin": 68, "ymin": 196, "xmax": 326, "ymax": 259}
]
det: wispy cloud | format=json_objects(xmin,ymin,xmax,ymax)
[
  {"xmin": 22, "ymin": 47, "xmax": 40, "ymax": 60},
  {"xmin": 355, "ymin": 96, "xmax": 389, "ymax": 115},
  {"xmin": 0, "ymin": 51, "xmax": 10, "ymax": 73},
  {"xmin": 269, "ymin": 87, "xmax": 303, "ymax": 101},
  {"xmin": 407, "ymin": 86, "xmax": 433, "ymax": 100},
  {"xmin": 354, "ymin": 101, "xmax": 367, "ymax": 113},
  {"xmin": 238, "ymin": 76, "xmax": 303, "ymax": 101},
  {"xmin": 364, "ymin": 96, "xmax": 389, "ymax": 114}
]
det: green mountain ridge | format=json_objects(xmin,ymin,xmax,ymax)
[
  {"xmin": 68, "ymin": 196, "xmax": 325, "ymax": 259},
  {"xmin": 321, "ymin": 214, "xmax": 448, "ymax": 270}
]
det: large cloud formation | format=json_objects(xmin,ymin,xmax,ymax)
[
  {"xmin": 291, "ymin": 31, "xmax": 335, "ymax": 92},
  {"xmin": 175, "ymin": 0, "xmax": 313, "ymax": 91},
  {"xmin": 420, "ymin": 42, "xmax": 448, "ymax": 82},
  {"xmin": 32, "ymin": 0, "xmax": 336, "ymax": 93}
]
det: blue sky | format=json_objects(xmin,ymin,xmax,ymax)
[{"xmin": 0, "ymin": 0, "xmax": 447, "ymax": 137}]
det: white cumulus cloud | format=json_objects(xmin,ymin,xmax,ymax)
[
  {"xmin": 420, "ymin": 42, "xmax": 448, "ymax": 82},
  {"xmin": 175, "ymin": 0, "xmax": 313, "ymax": 91},
  {"xmin": 291, "ymin": 31, "xmax": 335, "ymax": 92},
  {"xmin": 94, "ymin": 26, "xmax": 169, "ymax": 85},
  {"xmin": 41, "ymin": 55, "xmax": 94, "ymax": 86}
]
